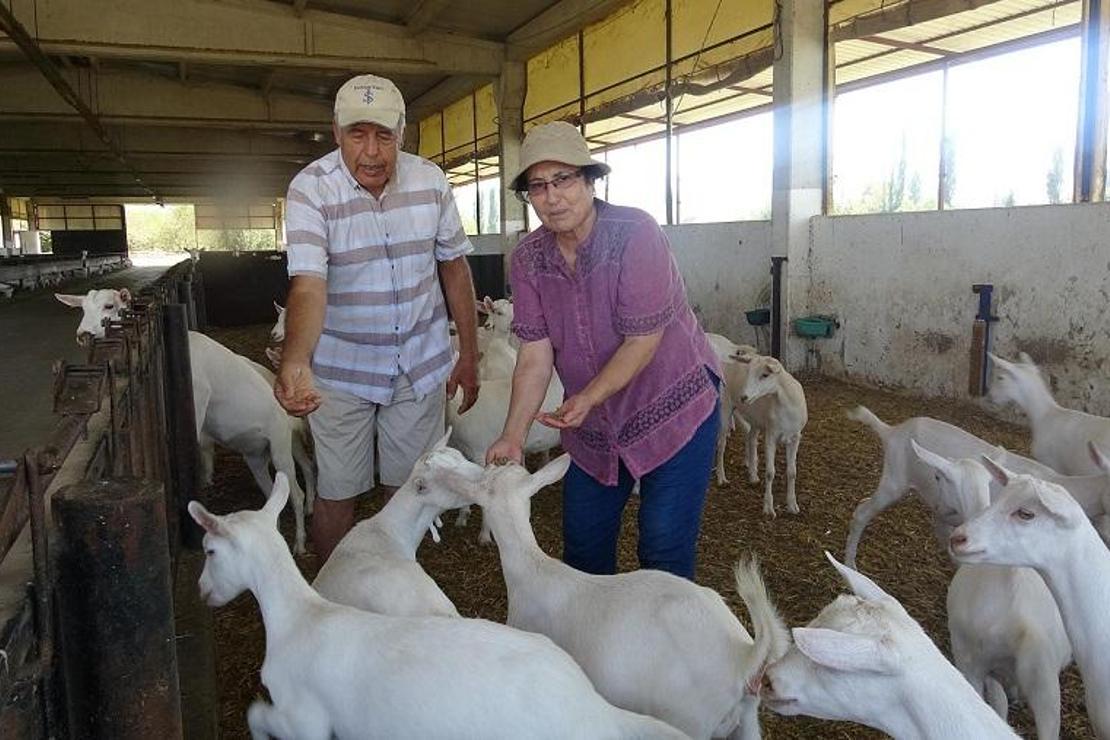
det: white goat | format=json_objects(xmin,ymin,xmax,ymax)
[
  {"xmin": 245, "ymin": 358, "xmax": 316, "ymax": 516},
  {"xmin": 445, "ymin": 373, "xmax": 563, "ymax": 540},
  {"xmin": 312, "ymin": 431, "xmax": 474, "ymax": 617},
  {"xmin": 55, "ymin": 288, "xmax": 132, "ymax": 345},
  {"xmin": 431, "ymin": 453, "xmax": 789, "ymax": 740},
  {"xmin": 951, "ymin": 462, "xmax": 1110, "ymax": 738},
  {"xmin": 732, "ymin": 355, "xmax": 807, "ymax": 517},
  {"xmin": 989, "ymin": 352, "xmax": 1110, "ymax": 476},
  {"xmin": 269, "ymin": 300, "xmax": 286, "ymax": 343},
  {"xmin": 59, "ymin": 288, "xmax": 316, "ymax": 546},
  {"xmin": 188, "ymin": 475, "xmax": 690, "ymax": 740},
  {"xmin": 762, "ymin": 551, "xmax": 1019, "ymax": 740},
  {"xmin": 843, "ymin": 406, "xmax": 1110, "ymax": 568},
  {"xmin": 190, "ymin": 331, "xmax": 309, "ymax": 553},
  {"xmin": 912, "ymin": 443, "xmax": 1071, "ymax": 739},
  {"xmin": 712, "ymin": 344, "xmax": 758, "ymax": 487}
]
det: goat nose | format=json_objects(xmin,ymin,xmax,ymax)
[
  {"xmin": 950, "ymin": 532, "xmax": 967, "ymax": 550},
  {"xmin": 77, "ymin": 331, "xmax": 92, "ymax": 346}
]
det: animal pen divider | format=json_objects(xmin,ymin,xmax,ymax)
[{"xmin": 0, "ymin": 260, "xmax": 213, "ymax": 739}]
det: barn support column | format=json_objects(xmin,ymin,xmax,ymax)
[
  {"xmin": 497, "ymin": 60, "xmax": 527, "ymax": 260},
  {"xmin": 1074, "ymin": 0, "xmax": 1110, "ymax": 202},
  {"xmin": 0, "ymin": 196, "xmax": 13, "ymax": 255},
  {"xmin": 770, "ymin": 0, "xmax": 828, "ymax": 367}
]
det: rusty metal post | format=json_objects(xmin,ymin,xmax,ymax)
[
  {"xmin": 179, "ymin": 274, "xmax": 197, "ymax": 331},
  {"xmin": 53, "ymin": 479, "xmax": 183, "ymax": 740},
  {"xmin": 162, "ymin": 304, "xmax": 201, "ymax": 550}
]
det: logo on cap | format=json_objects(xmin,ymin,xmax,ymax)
[{"xmin": 362, "ymin": 87, "xmax": 376, "ymax": 105}]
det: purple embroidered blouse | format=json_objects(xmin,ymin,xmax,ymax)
[{"xmin": 510, "ymin": 200, "xmax": 721, "ymax": 486}]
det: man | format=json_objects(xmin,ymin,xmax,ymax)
[{"xmin": 275, "ymin": 74, "xmax": 480, "ymax": 561}]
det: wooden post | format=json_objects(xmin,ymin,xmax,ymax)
[{"xmin": 53, "ymin": 479, "xmax": 183, "ymax": 739}]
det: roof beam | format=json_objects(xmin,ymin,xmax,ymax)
[
  {"xmin": 0, "ymin": 64, "xmax": 334, "ymax": 131},
  {"xmin": 405, "ymin": 0, "xmax": 452, "ymax": 36},
  {"xmin": 0, "ymin": 0, "xmax": 504, "ymax": 76},
  {"xmin": 830, "ymin": 0, "xmax": 1001, "ymax": 42},
  {"xmin": 0, "ymin": 2, "xmax": 160, "ymax": 201},
  {"xmin": 408, "ymin": 75, "xmax": 492, "ymax": 122},
  {"xmin": 507, "ymin": 0, "xmax": 638, "ymax": 60},
  {"xmin": 293, "ymin": 0, "xmax": 308, "ymax": 17}
]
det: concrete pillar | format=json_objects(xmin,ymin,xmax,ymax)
[
  {"xmin": 0, "ymin": 196, "xmax": 13, "ymax": 256},
  {"xmin": 1074, "ymin": 0, "xmax": 1110, "ymax": 202},
  {"xmin": 497, "ymin": 60, "xmax": 527, "ymax": 257},
  {"xmin": 770, "ymin": 0, "xmax": 828, "ymax": 369}
]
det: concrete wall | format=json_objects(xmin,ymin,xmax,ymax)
[
  {"xmin": 799, "ymin": 203, "xmax": 1110, "ymax": 415},
  {"xmin": 663, "ymin": 220, "xmax": 773, "ymax": 347}
]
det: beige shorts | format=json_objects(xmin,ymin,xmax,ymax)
[{"xmin": 309, "ymin": 375, "xmax": 445, "ymax": 500}]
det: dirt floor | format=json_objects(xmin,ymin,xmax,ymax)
[{"xmin": 201, "ymin": 324, "xmax": 1094, "ymax": 739}]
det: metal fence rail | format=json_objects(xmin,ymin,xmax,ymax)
[
  {"xmin": 0, "ymin": 259, "xmax": 203, "ymax": 739},
  {"xmin": 0, "ymin": 251, "xmax": 130, "ymax": 296}
]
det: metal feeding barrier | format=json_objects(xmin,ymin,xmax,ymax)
[{"xmin": 0, "ymin": 259, "xmax": 209, "ymax": 739}]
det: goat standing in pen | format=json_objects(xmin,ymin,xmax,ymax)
[{"xmin": 189, "ymin": 474, "xmax": 690, "ymax": 740}]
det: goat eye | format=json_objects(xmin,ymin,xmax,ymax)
[
  {"xmin": 1014, "ymin": 508, "xmax": 1035, "ymax": 521},
  {"xmin": 205, "ymin": 548, "xmax": 215, "ymax": 556}
]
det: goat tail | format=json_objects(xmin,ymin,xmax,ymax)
[
  {"xmin": 734, "ymin": 555, "xmax": 790, "ymax": 695},
  {"xmin": 846, "ymin": 405, "xmax": 891, "ymax": 440}
]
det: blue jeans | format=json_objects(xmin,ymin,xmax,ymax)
[{"xmin": 561, "ymin": 389, "xmax": 720, "ymax": 581}]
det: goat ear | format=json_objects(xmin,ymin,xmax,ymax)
[
  {"xmin": 476, "ymin": 299, "xmax": 489, "ymax": 315},
  {"xmin": 792, "ymin": 627, "xmax": 900, "ymax": 675},
  {"xmin": 978, "ymin": 455, "xmax": 1011, "ymax": 487},
  {"xmin": 188, "ymin": 500, "xmax": 224, "ymax": 536},
  {"xmin": 264, "ymin": 347, "xmax": 282, "ymax": 369},
  {"xmin": 55, "ymin": 293, "xmax": 85, "ymax": 308},
  {"xmin": 1032, "ymin": 481, "xmax": 1078, "ymax": 524},
  {"xmin": 734, "ymin": 353, "xmax": 753, "ymax": 364},
  {"xmin": 825, "ymin": 551, "xmax": 897, "ymax": 606},
  {"xmin": 118, "ymin": 288, "xmax": 132, "ymax": 304},
  {"xmin": 433, "ymin": 426, "xmax": 453, "ymax": 451},
  {"xmin": 273, "ymin": 300, "xmax": 284, "ymax": 314},
  {"xmin": 910, "ymin": 440, "xmax": 953, "ymax": 479},
  {"xmin": 483, "ymin": 296, "xmax": 495, "ymax": 313},
  {"xmin": 263, "ymin": 473, "xmax": 290, "ymax": 521},
  {"xmin": 529, "ymin": 453, "xmax": 572, "ymax": 495},
  {"xmin": 987, "ymin": 353, "xmax": 1013, "ymax": 374},
  {"xmin": 1089, "ymin": 441, "xmax": 1110, "ymax": 474},
  {"xmin": 1017, "ymin": 351, "xmax": 1035, "ymax": 366}
]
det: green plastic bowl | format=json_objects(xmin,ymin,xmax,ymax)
[
  {"xmin": 793, "ymin": 316, "xmax": 836, "ymax": 339},
  {"xmin": 745, "ymin": 308, "xmax": 771, "ymax": 326}
]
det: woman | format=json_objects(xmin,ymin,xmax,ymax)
[{"xmin": 486, "ymin": 121, "xmax": 721, "ymax": 580}]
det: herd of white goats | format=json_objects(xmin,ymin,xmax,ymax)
[{"xmin": 54, "ymin": 286, "xmax": 1110, "ymax": 739}]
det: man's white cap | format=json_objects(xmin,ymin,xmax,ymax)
[{"xmin": 334, "ymin": 74, "xmax": 406, "ymax": 130}]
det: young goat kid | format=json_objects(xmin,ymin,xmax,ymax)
[
  {"xmin": 432, "ymin": 453, "xmax": 789, "ymax": 740},
  {"xmin": 312, "ymin": 431, "xmax": 472, "ymax": 617},
  {"xmin": 989, "ymin": 352, "xmax": 1110, "ymax": 476},
  {"xmin": 762, "ymin": 552, "xmax": 1019, "ymax": 740},
  {"xmin": 951, "ymin": 461, "xmax": 1110, "ymax": 738},
  {"xmin": 844, "ymin": 406, "xmax": 1110, "ymax": 568},
  {"xmin": 190, "ymin": 475, "xmax": 690, "ymax": 740},
  {"xmin": 730, "ymin": 355, "xmax": 807, "ymax": 517},
  {"xmin": 912, "ymin": 444, "xmax": 1070, "ymax": 740}
]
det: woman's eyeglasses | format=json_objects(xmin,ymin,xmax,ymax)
[{"xmin": 520, "ymin": 170, "xmax": 583, "ymax": 202}]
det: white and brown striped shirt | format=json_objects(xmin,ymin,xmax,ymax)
[{"xmin": 285, "ymin": 149, "xmax": 472, "ymax": 403}]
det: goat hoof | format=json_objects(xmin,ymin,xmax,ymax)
[
  {"xmin": 763, "ymin": 506, "xmax": 776, "ymax": 518},
  {"xmin": 787, "ymin": 503, "xmax": 800, "ymax": 515}
]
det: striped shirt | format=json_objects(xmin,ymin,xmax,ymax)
[{"xmin": 285, "ymin": 149, "xmax": 473, "ymax": 403}]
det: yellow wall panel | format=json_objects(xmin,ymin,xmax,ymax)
[
  {"xmin": 419, "ymin": 113, "xmax": 443, "ymax": 160},
  {"xmin": 475, "ymin": 84, "xmax": 498, "ymax": 139},
  {"xmin": 673, "ymin": 0, "xmax": 773, "ymax": 60},
  {"xmin": 583, "ymin": 0, "xmax": 664, "ymax": 98},
  {"xmin": 525, "ymin": 35, "xmax": 581, "ymax": 121},
  {"xmin": 443, "ymin": 94, "xmax": 475, "ymax": 154}
]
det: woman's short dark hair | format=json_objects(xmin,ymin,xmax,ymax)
[{"xmin": 581, "ymin": 164, "xmax": 607, "ymax": 186}]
